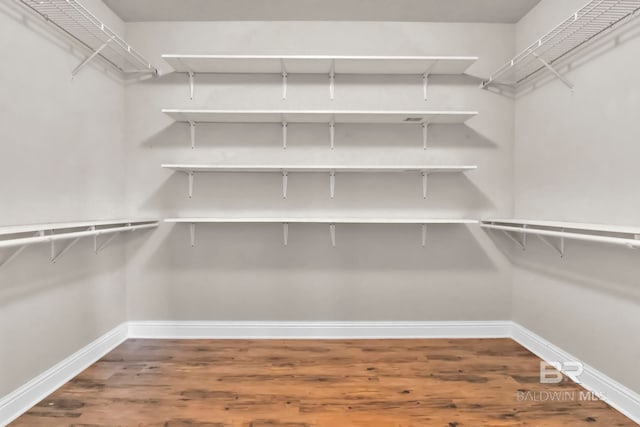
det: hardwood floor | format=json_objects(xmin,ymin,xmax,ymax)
[{"xmin": 10, "ymin": 339, "xmax": 635, "ymax": 426}]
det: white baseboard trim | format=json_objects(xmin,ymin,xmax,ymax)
[
  {"xmin": 0, "ymin": 323, "xmax": 128, "ymax": 426},
  {"xmin": 2, "ymin": 320, "xmax": 638, "ymax": 425},
  {"xmin": 127, "ymin": 320, "xmax": 512, "ymax": 339},
  {"xmin": 511, "ymin": 323, "xmax": 640, "ymax": 424}
]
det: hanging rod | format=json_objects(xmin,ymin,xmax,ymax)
[
  {"xmin": 482, "ymin": 0, "xmax": 640, "ymax": 89},
  {"xmin": 0, "ymin": 220, "xmax": 159, "ymax": 267},
  {"xmin": 481, "ymin": 220, "xmax": 640, "ymax": 252},
  {"xmin": 16, "ymin": 0, "xmax": 158, "ymax": 77}
]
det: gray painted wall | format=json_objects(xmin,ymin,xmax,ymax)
[
  {"xmin": 513, "ymin": 0, "xmax": 640, "ymax": 393},
  {"xmin": 0, "ymin": 0, "xmax": 129, "ymax": 396},
  {"xmin": 123, "ymin": 21, "xmax": 515, "ymax": 322}
]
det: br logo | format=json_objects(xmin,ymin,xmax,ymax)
[{"xmin": 540, "ymin": 361, "xmax": 584, "ymax": 384}]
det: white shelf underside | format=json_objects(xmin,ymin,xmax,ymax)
[
  {"xmin": 167, "ymin": 218, "xmax": 478, "ymax": 225},
  {"xmin": 162, "ymin": 55, "xmax": 477, "ymax": 75},
  {"xmin": 162, "ymin": 165, "xmax": 477, "ymax": 173},
  {"xmin": 162, "ymin": 109, "xmax": 477, "ymax": 124}
]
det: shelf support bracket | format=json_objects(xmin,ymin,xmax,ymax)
[
  {"xmin": 422, "ymin": 123, "xmax": 429, "ymax": 150},
  {"xmin": 189, "ymin": 121, "xmax": 196, "ymax": 149},
  {"xmin": 0, "ymin": 245, "xmax": 27, "ymax": 269},
  {"xmin": 190, "ymin": 223, "xmax": 196, "ymax": 247},
  {"xmin": 72, "ymin": 36, "xmax": 115, "ymax": 78},
  {"xmin": 51, "ymin": 231, "xmax": 87, "ymax": 263},
  {"xmin": 532, "ymin": 53, "xmax": 574, "ymax": 90},
  {"xmin": 330, "ymin": 224, "xmax": 336, "ymax": 247},
  {"xmin": 423, "ymin": 73, "xmax": 429, "ymax": 100},
  {"xmin": 283, "ymin": 223, "xmax": 289, "ymax": 246},
  {"xmin": 330, "ymin": 171, "xmax": 336, "ymax": 198},
  {"xmin": 188, "ymin": 72, "xmax": 195, "ymax": 100},
  {"xmin": 282, "ymin": 71, "xmax": 288, "ymax": 100},
  {"xmin": 502, "ymin": 230, "xmax": 526, "ymax": 250},
  {"xmin": 282, "ymin": 121, "xmax": 288, "ymax": 150},
  {"xmin": 187, "ymin": 171, "xmax": 194, "ymax": 198},
  {"xmin": 96, "ymin": 231, "xmax": 120, "ymax": 253},
  {"xmin": 537, "ymin": 233, "xmax": 564, "ymax": 257},
  {"xmin": 422, "ymin": 224, "xmax": 427, "ymax": 247},
  {"xmin": 329, "ymin": 59, "xmax": 336, "ymax": 100},
  {"xmin": 0, "ymin": 230, "xmax": 43, "ymax": 268},
  {"xmin": 329, "ymin": 121, "xmax": 335, "ymax": 150},
  {"xmin": 422, "ymin": 172, "xmax": 428, "ymax": 199},
  {"xmin": 282, "ymin": 171, "xmax": 288, "ymax": 199}
]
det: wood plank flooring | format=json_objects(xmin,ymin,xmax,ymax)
[{"xmin": 10, "ymin": 339, "xmax": 636, "ymax": 426}]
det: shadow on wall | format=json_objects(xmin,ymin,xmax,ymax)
[
  {"xmin": 485, "ymin": 231, "xmax": 640, "ymax": 302},
  {"xmin": 145, "ymin": 171, "xmax": 494, "ymax": 213},
  {"xmin": 152, "ymin": 222, "xmax": 496, "ymax": 272},
  {"xmin": 142, "ymin": 121, "xmax": 496, "ymax": 150}
]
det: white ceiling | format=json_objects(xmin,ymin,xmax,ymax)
[{"xmin": 104, "ymin": 0, "xmax": 542, "ymax": 23}]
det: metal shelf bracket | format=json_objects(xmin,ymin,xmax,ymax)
[
  {"xmin": 329, "ymin": 121, "xmax": 335, "ymax": 149},
  {"xmin": 189, "ymin": 121, "xmax": 196, "ymax": 149},
  {"xmin": 282, "ymin": 121, "xmax": 288, "ymax": 149},
  {"xmin": 329, "ymin": 171, "xmax": 336, "ymax": 198},
  {"xmin": 422, "ymin": 123, "xmax": 429, "ymax": 150},
  {"xmin": 422, "ymin": 172, "xmax": 428, "ymax": 199},
  {"xmin": 190, "ymin": 223, "xmax": 196, "ymax": 247},
  {"xmin": 72, "ymin": 36, "xmax": 115, "ymax": 78},
  {"xmin": 329, "ymin": 59, "xmax": 336, "ymax": 100},
  {"xmin": 282, "ymin": 171, "xmax": 288, "ymax": 198},
  {"xmin": 0, "ymin": 245, "xmax": 28, "ymax": 269},
  {"xmin": 187, "ymin": 171, "xmax": 195, "ymax": 198},
  {"xmin": 531, "ymin": 53, "xmax": 574, "ymax": 90},
  {"xmin": 537, "ymin": 233, "xmax": 565, "ymax": 257},
  {"xmin": 502, "ymin": 230, "xmax": 526, "ymax": 250},
  {"xmin": 188, "ymin": 72, "xmax": 195, "ymax": 100},
  {"xmin": 51, "ymin": 227, "xmax": 92, "ymax": 262}
]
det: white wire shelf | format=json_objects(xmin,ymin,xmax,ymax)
[
  {"xmin": 482, "ymin": 0, "xmax": 640, "ymax": 89},
  {"xmin": 161, "ymin": 164, "xmax": 477, "ymax": 199},
  {"xmin": 162, "ymin": 109, "xmax": 478, "ymax": 149},
  {"xmin": 162, "ymin": 55, "xmax": 478, "ymax": 74},
  {"xmin": 17, "ymin": 0, "xmax": 158, "ymax": 77},
  {"xmin": 162, "ymin": 54, "xmax": 477, "ymax": 100},
  {"xmin": 481, "ymin": 219, "xmax": 640, "ymax": 256},
  {"xmin": 0, "ymin": 219, "xmax": 159, "ymax": 267},
  {"xmin": 166, "ymin": 218, "xmax": 478, "ymax": 247}
]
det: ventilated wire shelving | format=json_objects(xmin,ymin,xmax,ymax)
[
  {"xmin": 17, "ymin": 0, "xmax": 157, "ymax": 76},
  {"xmin": 482, "ymin": 0, "xmax": 640, "ymax": 89}
]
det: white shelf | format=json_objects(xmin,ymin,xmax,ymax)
[
  {"xmin": 162, "ymin": 55, "xmax": 477, "ymax": 75},
  {"xmin": 167, "ymin": 218, "xmax": 477, "ymax": 224},
  {"xmin": 161, "ymin": 164, "xmax": 477, "ymax": 173},
  {"xmin": 0, "ymin": 219, "xmax": 159, "ymax": 266},
  {"xmin": 162, "ymin": 109, "xmax": 477, "ymax": 124},
  {"xmin": 167, "ymin": 218, "xmax": 478, "ymax": 247},
  {"xmin": 483, "ymin": 0, "xmax": 640, "ymax": 89},
  {"xmin": 164, "ymin": 109, "xmax": 477, "ymax": 149},
  {"xmin": 18, "ymin": 0, "xmax": 157, "ymax": 77},
  {"xmin": 481, "ymin": 219, "xmax": 640, "ymax": 255},
  {"xmin": 162, "ymin": 55, "xmax": 477, "ymax": 100},
  {"xmin": 161, "ymin": 164, "xmax": 477, "ymax": 199}
]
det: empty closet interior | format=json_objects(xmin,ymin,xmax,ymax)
[{"xmin": 1, "ymin": 0, "xmax": 639, "ymax": 425}]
